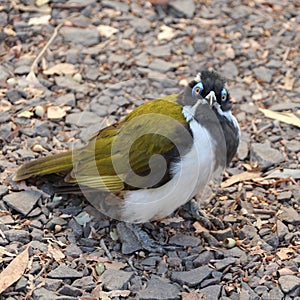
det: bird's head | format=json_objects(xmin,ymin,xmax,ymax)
[{"xmin": 188, "ymin": 70, "xmax": 232, "ymax": 112}]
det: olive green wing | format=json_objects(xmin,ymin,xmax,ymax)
[{"xmin": 66, "ymin": 95, "xmax": 192, "ymax": 191}]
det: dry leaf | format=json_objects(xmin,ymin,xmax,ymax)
[
  {"xmin": 193, "ymin": 221, "xmax": 209, "ymax": 233},
  {"xmin": 180, "ymin": 291, "xmax": 203, "ymax": 300},
  {"xmin": 47, "ymin": 106, "xmax": 68, "ymax": 119},
  {"xmin": 0, "ymin": 100, "xmax": 12, "ymax": 112},
  {"xmin": 259, "ymin": 108, "xmax": 300, "ymax": 128},
  {"xmin": 0, "ymin": 246, "xmax": 29, "ymax": 294},
  {"xmin": 276, "ymin": 248, "xmax": 295, "ymax": 260},
  {"xmin": 160, "ymin": 216, "xmax": 184, "ymax": 225},
  {"xmin": 225, "ymin": 46, "xmax": 235, "ymax": 59},
  {"xmin": 158, "ymin": 25, "xmax": 176, "ymax": 41},
  {"xmin": 104, "ymin": 261, "xmax": 127, "ymax": 270},
  {"xmin": 17, "ymin": 110, "xmax": 34, "ymax": 118},
  {"xmin": 0, "ymin": 246, "xmax": 15, "ymax": 258},
  {"xmin": 43, "ymin": 63, "xmax": 77, "ymax": 75},
  {"xmin": 47, "ymin": 243, "xmax": 65, "ymax": 261},
  {"xmin": 97, "ymin": 25, "xmax": 118, "ymax": 38},
  {"xmin": 28, "ymin": 15, "xmax": 50, "ymax": 25},
  {"xmin": 282, "ymin": 69, "xmax": 295, "ymax": 90},
  {"xmin": 221, "ymin": 172, "xmax": 261, "ymax": 188},
  {"xmin": 265, "ymin": 168, "xmax": 300, "ymax": 179}
]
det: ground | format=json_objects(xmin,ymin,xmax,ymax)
[{"xmin": 0, "ymin": 0, "xmax": 299, "ymax": 299}]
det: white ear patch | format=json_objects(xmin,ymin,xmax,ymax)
[{"xmin": 194, "ymin": 73, "xmax": 201, "ymax": 82}]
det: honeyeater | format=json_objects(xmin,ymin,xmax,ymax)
[{"xmin": 14, "ymin": 70, "xmax": 240, "ymax": 223}]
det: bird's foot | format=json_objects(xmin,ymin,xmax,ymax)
[
  {"xmin": 129, "ymin": 223, "xmax": 180, "ymax": 253},
  {"xmin": 182, "ymin": 199, "xmax": 225, "ymax": 230}
]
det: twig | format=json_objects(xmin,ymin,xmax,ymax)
[
  {"xmin": 11, "ymin": 0, "xmax": 51, "ymax": 13},
  {"xmin": 27, "ymin": 22, "xmax": 64, "ymax": 84},
  {"xmin": 253, "ymin": 209, "xmax": 276, "ymax": 215},
  {"xmin": 100, "ymin": 239, "xmax": 113, "ymax": 260}
]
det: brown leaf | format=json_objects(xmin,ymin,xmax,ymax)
[
  {"xmin": 180, "ymin": 291, "xmax": 203, "ymax": 300},
  {"xmin": 259, "ymin": 108, "xmax": 300, "ymax": 128},
  {"xmin": 0, "ymin": 246, "xmax": 29, "ymax": 294},
  {"xmin": 47, "ymin": 106, "xmax": 68, "ymax": 119},
  {"xmin": 160, "ymin": 216, "xmax": 184, "ymax": 225},
  {"xmin": 47, "ymin": 243, "xmax": 65, "ymax": 261},
  {"xmin": 43, "ymin": 63, "xmax": 77, "ymax": 75},
  {"xmin": 276, "ymin": 248, "xmax": 295, "ymax": 260},
  {"xmin": 104, "ymin": 261, "xmax": 127, "ymax": 270},
  {"xmin": 0, "ymin": 100, "xmax": 12, "ymax": 112},
  {"xmin": 282, "ymin": 69, "xmax": 295, "ymax": 90},
  {"xmin": 221, "ymin": 172, "xmax": 261, "ymax": 188},
  {"xmin": 193, "ymin": 221, "xmax": 209, "ymax": 233}
]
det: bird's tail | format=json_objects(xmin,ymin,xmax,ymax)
[{"xmin": 13, "ymin": 150, "xmax": 74, "ymax": 181}]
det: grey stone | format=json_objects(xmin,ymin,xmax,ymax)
[
  {"xmin": 130, "ymin": 18, "xmax": 151, "ymax": 34},
  {"xmin": 0, "ymin": 66, "xmax": 9, "ymax": 80},
  {"xmin": 60, "ymin": 27, "xmax": 99, "ymax": 46},
  {"xmin": 139, "ymin": 275, "xmax": 180, "ymax": 300},
  {"xmin": 0, "ymin": 12, "xmax": 8, "ymax": 27},
  {"xmin": 193, "ymin": 251, "xmax": 214, "ymax": 267},
  {"xmin": 116, "ymin": 223, "xmax": 142, "ymax": 254},
  {"xmin": 3, "ymin": 191, "xmax": 41, "ymax": 215},
  {"xmin": 147, "ymin": 45, "xmax": 171, "ymax": 57},
  {"xmin": 15, "ymin": 276, "xmax": 28, "ymax": 292},
  {"xmin": 278, "ymin": 206, "xmax": 300, "ymax": 225},
  {"xmin": 267, "ymin": 287, "xmax": 284, "ymax": 299},
  {"xmin": 269, "ymin": 102, "xmax": 300, "ymax": 111},
  {"xmin": 277, "ymin": 191, "xmax": 292, "ymax": 201},
  {"xmin": 64, "ymin": 244, "xmax": 82, "ymax": 258},
  {"xmin": 169, "ymin": 233, "xmax": 200, "ymax": 247},
  {"xmin": 278, "ymin": 275, "xmax": 300, "ymax": 293},
  {"xmin": 240, "ymin": 282, "xmax": 260, "ymax": 300},
  {"xmin": 0, "ymin": 123, "xmax": 11, "ymax": 140},
  {"xmin": 171, "ymin": 265, "xmax": 213, "ymax": 287},
  {"xmin": 33, "ymin": 287, "xmax": 75, "ymax": 300},
  {"xmin": 58, "ymin": 284, "xmax": 82, "ymax": 297},
  {"xmin": 276, "ymin": 220, "xmax": 289, "ymax": 240},
  {"xmin": 253, "ymin": 66, "xmax": 273, "ymax": 83},
  {"xmin": 199, "ymin": 285, "xmax": 221, "ymax": 300},
  {"xmin": 254, "ymin": 285, "xmax": 268, "ymax": 296},
  {"xmin": 100, "ymin": 269, "xmax": 133, "ymax": 290},
  {"xmin": 6, "ymin": 88, "xmax": 28, "ymax": 103},
  {"xmin": 48, "ymin": 264, "xmax": 83, "ymax": 279},
  {"xmin": 44, "ymin": 278, "xmax": 63, "ymax": 291},
  {"xmin": 220, "ymin": 61, "xmax": 239, "ymax": 80},
  {"xmin": 5, "ymin": 229, "xmax": 30, "ymax": 244},
  {"xmin": 65, "ymin": 111, "xmax": 102, "ymax": 127},
  {"xmin": 14, "ymin": 65, "xmax": 30, "ymax": 75},
  {"xmin": 210, "ymin": 227, "xmax": 234, "ymax": 241},
  {"xmin": 148, "ymin": 59, "xmax": 174, "ymax": 73},
  {"xmin": 214, "ymin": 257, "xmax": 236, "ymax": 271},
  {"xmin": 55, "ymin": 76, "xmax": 88, "ymax": 94},
  {"xmin": 108, "ymin": 54, "xmax": 126, "ymax": 64},
  {"xmin": 237, "ymin": 139, "xmax": 249, "ymax": 160},
  {"xmin": 72, "ymin": 276, "xmax": 96, "ymax": 292},
  {"xmin": 169, "ymin": 0, "xmax": 195, "ymax": 18},
  {"xmin": 55, "ymin": 93, "xmax": 76, "ymax": 107},
  {"xmin": 250, "ymin": 142, "xmax": 284, "ymax": 169},
  {"xmin": 102, "ymin": 0, "xmax": 129, "ymax": 12},
  {"xmin": 238, "ymin": 225, "xmax": 258, "ymax": 239},
  {"xmin": 264, "ymin": 233, "xmax": 279, "ymax": 249}
]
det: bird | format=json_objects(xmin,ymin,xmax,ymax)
[{"xmin": 14, "ymin": 70, "xmax": 240, "ymax": 223}]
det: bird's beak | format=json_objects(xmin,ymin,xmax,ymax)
[{"xmin": 205, "ymin": 91, "xmax": 217, "ymax": 106}]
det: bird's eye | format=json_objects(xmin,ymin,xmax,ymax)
[
  {"xmin": 221, "ymin": 88, "xmax": 227, "ymax": 102},
  {"xmin": 192, "ymin": 82, "xmax": 204, "ymax": 97}
]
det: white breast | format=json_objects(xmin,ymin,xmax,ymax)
[{"xmin": 120, "ymin": 103, "xmax": 216, "ymax": 223}]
